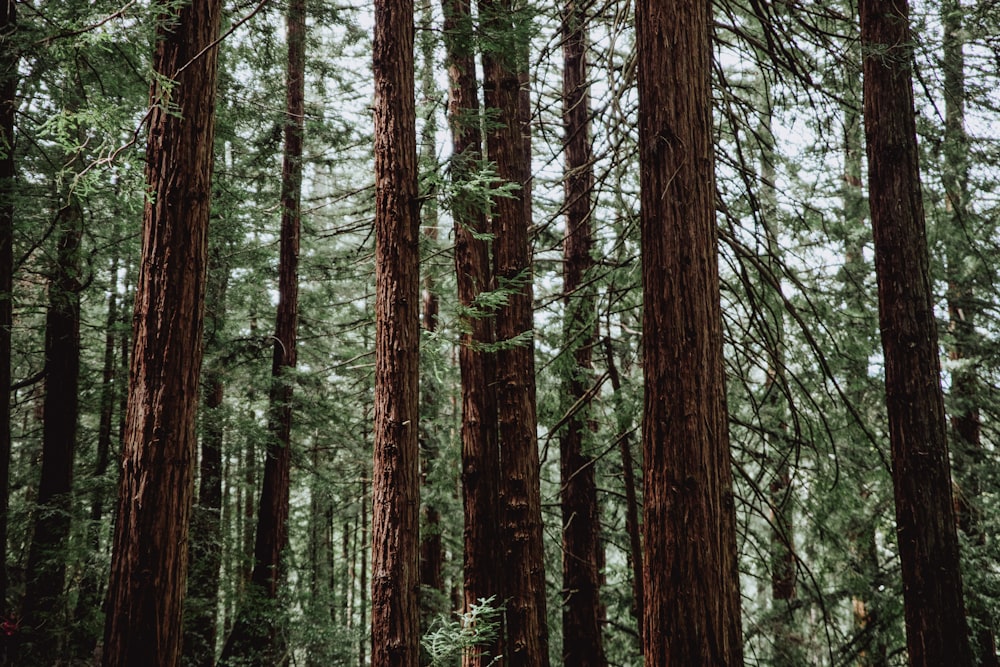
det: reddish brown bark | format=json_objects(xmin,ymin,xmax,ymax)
[
  {"xmin": 370, "ymin": 0, "xmax": 421, "ymax": 663},
  {"xmin": 859, "ymin": 1, "xmax": 972, "ymax": 665},
  {"xmin": 479, "ymin": 2, "xmax": 549, "ymax": 665},
  {"xmin": 441, "ymin": 1, "xmax": 503, "ymax": 664},
  {"xmin": 101, "ymin": 2, "xmax": 222, "ymax": 664},
  {"xmin": 636, "ymin": 0, "xmax": 744, "ymax": 663},
  {"xmin": 559, "ymin": 2, "xmax": 605, "ymax": 665}
]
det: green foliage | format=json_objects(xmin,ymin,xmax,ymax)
[{"xmin": 421, "ymin": 597, "xmax": 504, "ymax": 667}]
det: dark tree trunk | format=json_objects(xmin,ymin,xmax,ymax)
[
  {"xmin": 220, "ymin": 1, "xmax": 304, "ymax": 662},
  {"xmin": 183, "ymin": 239, "xmax": 229, "ymax": 667},
  {"xmin": 602, "ymin": 336, "xmax": 643, "ymax": 643},
  {"xmin": 559, "ymin": 2, "xmax": 605, "ymax": 665},
  {"xmin": 859, "ymin": 1, "xmax": 973, "ymax": 665},
  {"xmin": 370, "ymin": 0, "xmax": 421, "ymax": 663},
  {"xmin": 22, "ymin": 202, "xmax": 83, "ymax": 662},
  {"xmin": 941, "ymin": 2, "xmax": 997, "ymax": 663},
  {"xmin": 0, "ymin": 0, "xmax": 15, "ymax": 632},
  {"xmin": 73, "ymin": 256, "xmax": 122, "ymax": 658},
  {"xmin": 441, "ymin": 1, "xmax": 503, "ymax": 664},
  {"xmin": 636, "ymin": 0, "xmax": 744, "ymax": 663},
  {"xmin": 101, "ymin": 1, "xmax": 222, "ymax": 663},
  {"xmin": 479, "ymin": 2, "xmax": 549, "ymax": 664}
]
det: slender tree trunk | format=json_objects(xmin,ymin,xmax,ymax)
[
  {"xmin": 73, "ymin": 255, "xmax": 121, "ymax": 658},
  {"xmin": 358, "ymin": 475, "xmax": 369, "ymax": 667},
  {"xmin": 940, "ymin": 3, "xmax": 997, "ymax": 664},
  {"xmin": 636, "ymin": 0, "xmax": 744, "ymax": 663},
  {"xmin": 559, "ymin": 3, "xmax": 605, "ymax": 665},
  {"xmin": 859, "ymin": 1, "xmax": 972, "ymax": 665},
  {"xmin": 183, "ymin": 238, "xmax": 229, "ymax": 667},
  {"xmin": 441, "ymin": 1, "xmax": 503, "ymax": 664},
  {"xmin": 0, "ymin": 1, "xmax": 15, "ymax": 637},
  {"xmin": 220, "ymin": 1, "xmax": 304, "ymax": 662},
  {"xmin": 370, "ymin": 0, "xmax": 421, "ymax": 663},
  {"xmin": 479, "ymin": 2, "xmax": 549, "ymax": 664},
  {"xmin": 101, "ymin": 1, "xmax": 222, "ymax": 663},
  {"xmin": 22, "ymin": 201, "xmax": 83, "ymax": 662},
  {"xmin": 417, "ymin": 0, "xmax": 445, "ymax": 633}
]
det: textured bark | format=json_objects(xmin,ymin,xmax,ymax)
[
  {"xmin": 183, "ymin": 241, "xmax": 228, "ymax": 667},
  {"xmin": 559, "ymin": 2, "xmax": 605, "ymax": 665},
  {"xmin": 859, "ymin": 1, "xmax": 973, "ymax": 665},
  {"xmin": 480, "ymin": 2, "xmax": 549, "ymax": 664},
  {"xmin": 0, "ymin": 0, "xmax": 14, "ymax": 628},
  {"xmin": 23, "ymin": 202, "xmax": 83, "ymax": 661},
  {"xmin": 441, "ymin": 1, "xmax": 503, "ymax": 664},
  {"xmin": 636, "ymin": 0, "xmax": 744, "ymax": 663},
  {"xmin": 220, "ymin": 1, "xmax": 303, "ymax": 662},
  {"xmin": 101, "ymin": 2, "xmax": 222, "ymax": 664},
  {"xmin": 370, "ymin": 0, "xmax": 421, "ymax": 664}
]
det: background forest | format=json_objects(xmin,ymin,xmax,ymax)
[{"xmin": 1, "ymin": 0, "xmax": 1000, "ymax": 665}]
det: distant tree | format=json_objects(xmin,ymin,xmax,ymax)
[
  {"xmin": 859, "ymin": 0, "xmax": 973, "ymax": 664},
  {"xmin": 370, "ymin": 0, "xmax": 421, "ymax": 663},
  {"xmin": 101, "ymin": 1, "xmax": 223, "ymax": 663},
  {"xmin": 559, "ymin": 1, "xmax": 605, "ymax": 665},
  {"xmin": 220, "ymin": 0, "xmax": 304, "ymax": 663},
  {"xmin": 22, "ymin": 200, "xmax": 82, "ymax": 663},
  {"xmin": 0, "ymin": 0, "xmax": 14, "ymax": 637},
  {"xmin": 636, "ymin": 0, "xmax": 744, "ymax": 662}
]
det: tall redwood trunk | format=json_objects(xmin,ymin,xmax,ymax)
[
  {"xmin": 0, "ymin": 0, "xmax": 15, "ymax": 628},
  {"xmin": 220, "ymin": 1, "xmax": 304, "ymax": 663},
  {"xmin": 441, "ymin": 0, "xmax": 503, "ymax": 664},
  {"xmin": 559, "ymin": 2, "xmax": 605, "ymax": 665},
  {"xmin": 101, "ymin": 1, "xmax": 222, "ymax": 663},
  {"xmin": 636, "ymin": 0, "xmax": 744, "ymax": 663},
  {"xmin": 479, "ymin": 2, "xmax": 549, "ymax": 664},
  {"xmin": 370, "ymin": 0, "xmax": 421, "ymax": 663},
  {"xmin": 22, "ymin": 202, "xmax": 83, "ymax": 661},
  {"xmin": 859, "ymin": 1, "xmax": 972, "ymax": 665}
]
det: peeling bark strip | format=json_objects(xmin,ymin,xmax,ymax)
[
  {"xmin": 102, "ymin": 2, "xmax": 222, "ymax": 665},
  {"xmin": 636, "ymin": 0, "xmax": 744, "ymax": 663},
  {"xmin": 370, "ymin": 0, "xmax": 421, "ymax": 664},
  {"xmin": 859, "ymin": 1, "xmax": 973, "ymax": 665}
]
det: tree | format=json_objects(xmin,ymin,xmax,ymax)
[
  {"xmin": 859, "ymin": 0, "xmax": 973, "ymax": 664},
  {"xmin": 559, "ymin": 1, "xmax": 605, "ymax": 665},
  {"xmin": 219, "ymin": 0, "xmax": 305, "ymax": 663},
  {"xmin": 101, "ymin": 1, "xmax": 223, "ymax": 663},
  {"xmin": 441, "ymin": 0, "xmax": 503, "ymax": 663},
  {"xmin": 22, "ymin": 200, "xmax": 82, "ymax": 662},
  {"xmin": 370, "ymin": 0, "xmax": 421, "ymax": 663},
  {"xmin": 636, "ymin": 0, "xmax": 744, "ymax": 662},
  {"xmin": 479, "ymin": 1, "xmax": 549, "ymax": 663},
  {"xmin": 0, "ymin": 0, "xmax": 14, "ymax": 637}
]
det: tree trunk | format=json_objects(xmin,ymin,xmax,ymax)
[
  {"xmin": 0, "ymin": 0, "xmax": 15, "ymax": 637},
  {"xmin": 101, "ymin": 1, "xmax": 222, "ymax": 663},
  {"xmin": 940, "ymin": 2, "xmax": 997, "ymax": 664},
  {"xmin": 441, "ymin": 1, "xmax": 504, "ymax": 664},
  {"xmin": 559, "ymin": 2, "xmax": 605, "ymax": 665},
  {"xmin": 859, "ymin": 1, "xmax": 973, "ymax": 665},
  {"xmin": 22, "ymin": 202, "xmax": 83, "ymax": 662},
  {"xmin": 370, "ymin": 0, "xmax": 421, "ymax": 663},
  {"xmin": 220, "ymin": 0, "xmax": 304, "ymax": 662},
  {"xmin": 636, "ymin": 0, "xmax": 744, "ymax": 663},
  {"xmin": 73, "ymin": 255, "xmax": 122, "ymax": 658},
  {"xmin": 479, "ymin": 2, "xmax": 549, "ymax": 664},
  {"xmin": 183, "ymin": 239, "xmax": 229, "ymax": 667}
]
